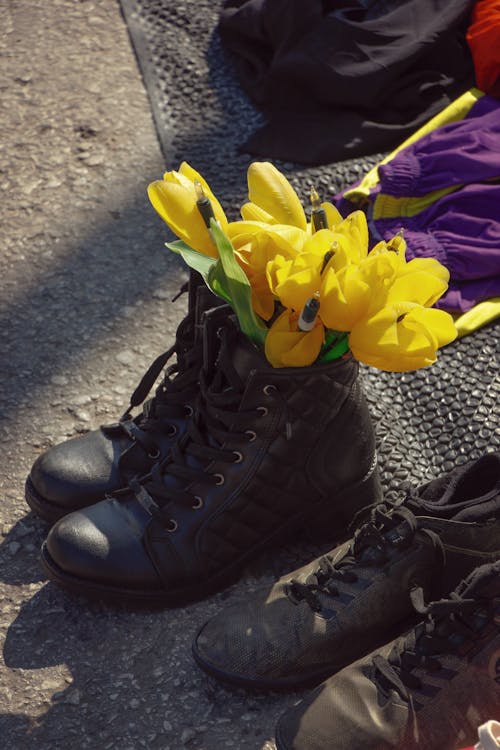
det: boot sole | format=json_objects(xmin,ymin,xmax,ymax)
[
  {"xmin": 39, "ymin": 469, "xmax": 382, "ymax": 607},
  {"xmin": 25, "ymin": 476, "xmax": 70, "ymax": 524}
]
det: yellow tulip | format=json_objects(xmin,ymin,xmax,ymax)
[
  {"xmin": 148, "ymin": 162, "xmax": 228, "ymax": 258},
  {"xmin": 320, "ymin": 264, "xmax": 374, "ymax": 331},
  {"xmin": 236, "ymin": 246, "xmax": 276, "ymax": 320},
  {"xmin": 265, "ymin": 310, "xmax": 324, "ymax": 368},
  {"xmin": 322, "ymin": 202, "xmax": 343, "ymax": 229},
  {"xmin": 247, "ymin": 162, "xmax": 307, "ymax": 230},
  {"xmin": 386, "ymin": 269, "xmax": 448, "ymax": 309},
  {"xmin": 240, "ymin": 202, "xmax": 277, "ymax": 224},
  {"xmin": 265, "ymin": 235, "xmax": 392, "ymax": 331},
  {"xmin": 333, "ymin": 210, "xmax": 369, "ymax": 263},
  {"xmin": 370, "ymin": 233, "xmax": 406, "ymax": 261},
  {"xmin": 348, "ymin": 303, "xmax": 457, "ymax": 372},
  {"xmin": 228, "ymin": 221, "xmax": 307, "ymax": 254},
  {"xmin": 230, "ymin": 225, "xmax": 303, "ymax": 320},
  {"xmin": 398, "ymin": 256, "xmax": 450, "ymax": 285},
  {"xmin": 235, "ymin": 246, "xmax": 287, "ymax": 321},
  {"xmin": 369, "ymin": 236, "xmax": 450, "ymax": 307},
  {"xmin": 267, "ymin": 252, "xmax": 323, "ymax": 311}
]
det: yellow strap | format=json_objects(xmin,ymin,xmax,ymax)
[
  {"xmin": 453, "ymin": 297, "xmax": 500, "ymax": 337},
  {"xmin": 343, "ymin": 88, "xmax": 485, "ymax": 205}
]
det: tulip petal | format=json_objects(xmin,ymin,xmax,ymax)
[
  {"xmin": 320, "ymin": 265, "xmax": 371, "ymax": 331},
  {"xmin": 148, "ymin": 180, "xmax": 218, "ymax": 258},
  {"xmin": 228, "ymin": 222, "xmax": 307, "ymax": 254},
  {"xmin": 402, "ymin": 257, "xmax": 450, "ymax": 284},
  {"xmin": 275, "ymin": 267, "xmax": 320, "ymax": 311},
  {"xmin": 265, "ymin": 310, "xmax": 324, "ymax": 367},
  {"xmin": 348, "ymin": 301, "xmax": 456, "ymax": 372},
  {"xmin": 386, "ymin": 270, "xmax": 448, "ymax": 308},
  {"xmin": 178, "ymin": 161, "xmax": 228, "ymax": 231},
  {"xmin": 334, "ymin": 211, "xmax": 369, "ymax": 262},
  {"xmin": 149, "ymin": 162, "xmax": 228, "ymax": 256},
  {"xmin": 247, "ymin": 162, "xmax": 307, "ymax": 230},
  {"xmin": 404, "ymin": 307, "xmax": 457, "ymax": 348},
  {"xmin": 240, "ymin": 202, "xmax": 277, "ymax": 224},
  {"xmin": 322, "ymin": 202, "xmax": 343, "ymax": 229}
]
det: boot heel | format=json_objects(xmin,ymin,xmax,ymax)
[{"xmin": 306, "ymin": 464, "xmax": 383, "ymax": 543}]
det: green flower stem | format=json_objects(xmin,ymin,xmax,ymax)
[{"xmin": 319, "ymin": 330, "xmax": 350, "ymax": 362}]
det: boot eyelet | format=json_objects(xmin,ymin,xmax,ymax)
[
  {"xmin": 233, "ymin": 451, "xmax": 243, "ymax": 463},
  {"xmin": 184, "ymin": 404, "xmax": 194, "ymax": 417},
  {"xmin": 192, "ymin": 495, "xmax": 203, "ymax": 509},
  {"xmin": 148, "ymin": 447, "xmax": 161, "ymax": 459},
  {"xmin": 257, "ymin": 406, "xmax": 268, "ymax": 417},
  {"xmin": 263, "ymin": 384, "xmax": 276, "ymax": 396},
  {"xmin": 166, "ymin": 519, "xmax": 178, "ymax": 532},
  {"xmin": 167, "ymin": 425, "xmax": 178, "ymax": 438},
  {"xmin": 214, "ymin": 473, "xmax": 225, "ymax": 486},
  {"xmin": 245, "ymin": 430, "xmax": 256, "ymax": 442}
]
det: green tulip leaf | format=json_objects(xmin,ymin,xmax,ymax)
[
  {"xmin": 209, "ymin": 220, "xmax": 268, "ymax": 347},
  {"xmin": 166, "ymin": 240, "xmax": 231, "ymax": 302},
  {"xmin": 165, "ymin": 240, "xmax": 217, "ymax": 279},
  {"xmin": 207, "ymin": 259, "xmax": 232, "ymax": 304}
]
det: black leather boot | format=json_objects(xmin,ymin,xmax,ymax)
[
  {"xmin": 26, "ymin": 272, "xmax": 223, "ymax": 522},
  {"xmin": 41, "ymin": 312, "xmax": 382, "ymax": 605}
]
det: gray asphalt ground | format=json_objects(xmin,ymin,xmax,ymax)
[{"xmin": 0, "ymin": 3, "xmax": 317, "ymax": 749}]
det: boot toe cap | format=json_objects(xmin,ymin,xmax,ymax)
[
  {"xmin": 45, "ymin": 497, "xmax": 163, "ymax": 590},
  {"xmin": 30, "ymin": 429, "xmax": 121, "ymax": 510}
]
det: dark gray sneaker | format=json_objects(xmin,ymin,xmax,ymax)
[
  {"xmin": 276, "ymin": 559, "xmax": 500, "ymax": 750},
  {"xmin": 193, "ymin": 452, "xmax": 500, "ymax": 689}
]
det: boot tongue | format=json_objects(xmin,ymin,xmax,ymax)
[
  {"xmin": 203, "ymin": 313, "xmax": 269, "ymax": 383},
  {"xmin": 411, "ymin": 452, "xmax": 500, "ymax": 521},
  {"xmin": 200, "ymin": 305, "xmax": 235, "ymax": 379},
  {"xmin": 230, "ymin": 329, "xmax": 270, "ymax": 382}
]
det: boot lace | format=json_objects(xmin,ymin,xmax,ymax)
[
  {"xmin": 128, "ymin": 324, "xmax": 287, "ymax": 526},
  {"xmin": 287, "ymin": 503, "xmax": 443, "ymax": 612},
  {"xmin": 104, "ymin": 294, "xmax": 202, "ymax": 461},
  {"xmin": 371, "ymin": 587, "xmax": 498, "ymax": 702}
]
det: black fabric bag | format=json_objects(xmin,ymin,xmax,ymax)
[{"xmin": 219, "ymin": 0, "xmax": 475, "ymax": 164}]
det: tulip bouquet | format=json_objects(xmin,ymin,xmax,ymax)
[{"xmin": 148, "ymin": 162, "xmax": 457, "ymax": 371}]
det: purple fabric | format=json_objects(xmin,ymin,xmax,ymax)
[
  {"xmin": 375, "ymin": 183, "xmax": 500, "ymax": 311},
  {"xmin": 377, "ymin": 95, "xmax": 500, "ymax": 197},
  {"xmin": 335, "ymin": 95, "xmax": 500, "ymax": 312}
]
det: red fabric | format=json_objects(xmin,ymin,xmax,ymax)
[{"xmin": 466, "ymin": 0, "xmax": 500, "ymax": 97}]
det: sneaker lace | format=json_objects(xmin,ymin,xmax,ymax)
[
  {"xmin": 128, "ymin": 324, "xmax": 288, "ymax": 525},
  {"xmin": 371, "ymin": 587, "xmax": 498, "ymax": 701},
  {"xmin": 287, "ymin": 502, "xmax": 442, "ymax": 612}
]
